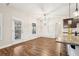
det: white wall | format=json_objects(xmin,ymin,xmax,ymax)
[
  {"xmin": 0, "ymin": 14, "xmax": 3, "ymax": 40},
  {"xmin": 0, "ymin": 5, "xmax": 40, "ymax": 49},
  {"xmin": 41, "ymin": 16, "xmax": 64, "ymax": 38}
]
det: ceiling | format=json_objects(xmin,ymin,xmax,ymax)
[
  {"xmin": 0, "ymin": 3, "xmax": 79, "ymax": 19},
  {"xmin": 12, "ymin": 3, "xmax": 68, "ymax": 17}
]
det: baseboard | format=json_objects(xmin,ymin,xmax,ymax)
[
  {"xmin": 0, "ymin": 36, "xmax": 56, "ymax": 49},
  {"xmin": 0, "ymin": 36, "xmax": 39, "ymax": 49}
]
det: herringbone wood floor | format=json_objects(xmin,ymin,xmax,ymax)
[{"xmin": 0, "ymin": 37, "xmax": 67, "ymax": 56}]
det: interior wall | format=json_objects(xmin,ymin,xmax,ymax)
[
  {"xmin": 41, "ymin": 16, "xmax": 64, "ymax": 38},
  {"xmin": 0, "ymin": 14, "xmax": 3, "ymax": 40},
  {"xmin": 0, "ymin": 5, "xmax": 40, "ymax": 48}
]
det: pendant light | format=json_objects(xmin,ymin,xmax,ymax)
[
  {"xmin": 73, "ymin": 3, "xmax": 79, "ymax": 17},
  {"xmin": 43, "ymin": 13, "xmax": 47, "ymax": 25}
]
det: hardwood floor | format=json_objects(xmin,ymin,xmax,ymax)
[{"xmin": 0, "ymin": 37, "xmax": 67, "ymax": 56}]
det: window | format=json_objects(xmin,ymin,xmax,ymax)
[
  {"xmin": 32, "ymin": 23, "xmax": 36, "ymax": 34},
  {"xmin": 12, "ymin": 17, "xmax": 22, "ymax": 40}
]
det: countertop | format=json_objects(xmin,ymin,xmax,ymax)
[{"xmin": 56, "ymin": 35, "xmax": 79, "ymax": 46}]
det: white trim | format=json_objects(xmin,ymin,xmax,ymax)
[
  {"xmin": 12, "ymin": 16, "xmax": 23, "ymax": 21},
  {"xmin": 0, "ymin": 14, "xmax": 3, "ymax": 40},
  {"xmin": 12, "ymin": 16, "xmax": 23, "ymax": 41}
]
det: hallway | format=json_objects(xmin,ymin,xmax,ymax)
[
  {"xmin": 0, "ymin": 3, "xmax": 79, "ymax": 56},
  {"xmin": 0, "ymin": 37, "xmax": 67, "ymax": 56}
]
